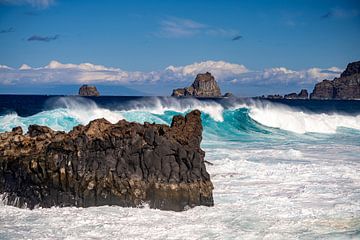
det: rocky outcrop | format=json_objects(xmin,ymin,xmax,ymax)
[
  {"xmin": 0, "ymin": 110, "xmax": 213, "ymax": 211},
  {"xmin": 79, "ymin": 85, "xmax": 100, "ymax": 96},
  {"xmin": 284, "ymin": 89, "xmax": 308, "ymax": 99},
  {"xmin": 266, "ymin": 94, "xmax": 283, "ymax": 99},
  {"xmin": 310, "ymin": 61, "xmax": 360, "ymax": 100},
  {"xmin": 172, "ymin": 72, "xmax": 222, "ymax": 97}
]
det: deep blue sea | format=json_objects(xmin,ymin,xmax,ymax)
[{"xmin": 1, "ymin": 95, "xmax": 360, "ymax": 239}]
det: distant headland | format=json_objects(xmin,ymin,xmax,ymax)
[{"xmin": 264, "ymin": 60, "xmax": 360, "ymax": 100}]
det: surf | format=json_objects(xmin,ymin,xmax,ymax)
[{"xmin": 0, "ymin": 97, "xmax": 360, "ymax": 137}]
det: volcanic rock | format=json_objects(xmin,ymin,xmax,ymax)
[
  {"xmin": 172, "ymin": 72, "xmax": 222, "ymax": 97},
  {"xmin": 0, "ymin": 110, "xmax": 213, "ymax": 211},
  {"xmin": 310, "ymin": 61, "xmax": 360, "ymax": 100},
  {"xmin": 78, "ymin": 85, "xmax": 100, "ymax": 96},
  {"xmin": 284, "ymin": 89, "xmax": 308, "ymax": 99}
]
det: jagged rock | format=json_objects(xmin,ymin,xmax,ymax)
[
  {"xmin": 341, "ymin": 61, "xmax": 360, "ymax": 77},
  {"xmin": 0, "ymin": 110, "xmax": 213, "ymax": 211},
  {"xmin": 310, "ymin": 80, "xmax": 335, "ymax": 99},
  {"xmin": 78, "ymin": 85, "xmax": 100, "ymax": 96},
  {"xmin": 310, "ymin": 61, "xmax": 360, "ymax": 100},
  {"xmin": 172, "ymin": 72, "xmax": 222, "ymax": 97},
  {"xmin": 284, "ymin": 89, "xmax": 308, "ymax": 99},
  {"xmin": 223, "ymin": 92, "xmax": 235, "ymax": 98},
  {"xmin": 298, "ymin": 89, "xmax": 309, "ymax": 99}
]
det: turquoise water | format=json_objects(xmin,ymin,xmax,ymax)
[{"xmin": 1, "ymin": 96, "xmax": 360, "ymax": 239}]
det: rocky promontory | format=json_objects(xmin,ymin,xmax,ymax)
[
  {"xmin": 0, "ymin": 110, "xmax": 213, "ymax": 211},
  {"xmin": 79, "ymin": 85, "xmax": 100, "ymax": 96},
  {"xmin": 310, "ymin": 61, "xmax": 360, "ymax": 100},
  {"xmin": 172, "ymin": 72, "xmax": 223, "ymax": 97}
]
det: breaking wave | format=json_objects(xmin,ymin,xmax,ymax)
[{"xmin": 0, "ymin": 97, "xmax": 360, "ymax": 136}]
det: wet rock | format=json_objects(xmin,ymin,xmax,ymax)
[{"xmin": 0, "ymin": 110, "xmax": 213, "ymax": 211}]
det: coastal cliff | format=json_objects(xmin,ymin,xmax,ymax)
[
  {"xmin": 79, "ymin": 85, "xmax": 100, "ymax": 96},
  {"xmin": 0, "ymin": 110, "xmax": 213, "ymax": 211},
  {"xmin": 310, "ymin": 61, "xmax": 360, "ymax": 100},
  {"xmin": 172, "ymin": 72, "xmax": 222, "ymax": 97}
]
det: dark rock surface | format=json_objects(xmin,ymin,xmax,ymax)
[
  {"xmin": 78, "ymin": 85, "xmax": 100, "ymax": 96},
  {"xmin": 172, "ymin": 72, "xmax": 222, "ymax": 97},
  {"xmin": 340, "ymin": 61, "xmax": 360, "ymax": 78},
  {"xmin": 223, "ymin": 92, "xmax": 235, "ymax": 98},
  {"xmin": 284, "ymin": 89, "xmax": 308, "ymax": 99},
  {"xmin": 0, "ymin": 110, "xmax": 213, "ymax": 211},
  {"xmin": 266, "ymin": 94, "xmax": 283, "ymax": 99},
  {"xmin": 310, "ymin": 61, "xmax": 360, "ymax": 100}
]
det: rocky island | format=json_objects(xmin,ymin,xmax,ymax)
[
  {"xmin": 310, "ymin": 61, "xmax": 360, "ymax": 100},
  {"xmin": 79, "ymin": 84, "xmax": 100, "ymax": 96},
  {"xmin": 0, "ymin": 110, "xmax": 213, "ymax": 211},
  {"xmin": 264, "ymin": 60, "xmax": 360, "ymax": 100},
  {"xmin": 172, "ymin": 72, "xmax": 232, "ymax": 98}
]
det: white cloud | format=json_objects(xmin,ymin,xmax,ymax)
[
  {"xmin": 19, "ymin": 64, "xmax": 31, "ymax": 70},
  {"xmin": 0, "ymin": 64, "xmax": 13, "ymax": 70},
  {"xmin": 0, "ymin": 0, "xmax": 55, "ymax": 8},
  {"xmin": 0, "ymin": 60, "xmax": 342, "ymax": 86},
  {"xmin": 165, "ymin": 61, "xmax": 249, "ymax": 81}
]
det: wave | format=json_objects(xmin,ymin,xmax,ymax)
[
  {"xmin": 246, "ymin": 101, "xmax": 360, "ymax": 134},
  {"xmin": 0, "ymin": 97, "xmax": 360, "ymax": 136}
]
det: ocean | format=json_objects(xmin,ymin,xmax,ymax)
[{"xmin": 0, "ymin": 95, "xmax": 360, "ymax": 239}]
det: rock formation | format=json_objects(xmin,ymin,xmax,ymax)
[
  {"xmin": 310, "ymin": 61, "xmax": 360, "ymax": 100},
  {"xmin": 266, "ymin": 94, "xmax": 283, "ymax": 99},
  {"xmin": 79, "ymin": 85, "xmax": 100, "ymax": 96},
  {"xmin": 284, "ymin": 89, "xmax": 308, "ymax": 99},
  {"xmin": 223, "ymin": 92, "xmax": 235, "ymax": 98},
  {"xmin": 0, "ymin": 110, "xmax": 213, "ymax": 211},
  {"xmin": 172, "ymin": 72, "xmax": 222, "ymax": 97}
]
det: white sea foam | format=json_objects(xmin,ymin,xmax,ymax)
[
  {"xmin": 1, "ymin": 97, "xmax": 360, "ymax": 239},
  {"xmin": 56, "ymin": 97, "xmax": 124, "ymax": 124},
  {"xmin": 247, "ymin": 101, "xmax": 360, "ymax": 134},
  {"xmin": 124, "ymin": 97, "xmax": 225, "ymax": 122},
  {"xmin": 1, "ymin": 142, "xmax": 359, "ymax": 239}
]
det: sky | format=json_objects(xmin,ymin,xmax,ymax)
[{"xmin": 0, "ymin": 0, "xmax": 359, "ymax": 96}]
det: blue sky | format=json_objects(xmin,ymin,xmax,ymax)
[{"xmin": 0, "ymin": 0, "xmax": 359, "ymax": 96}]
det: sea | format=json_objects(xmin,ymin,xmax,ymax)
[{"xmin": 0, "ymin": 95, "xmax": 359, "ymax": 239}]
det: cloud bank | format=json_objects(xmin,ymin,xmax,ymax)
[{"xmin": 0, "ymin": 60, "xmax": 342, "ymax": 87}]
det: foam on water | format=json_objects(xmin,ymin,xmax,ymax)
[
  {"xmin": 1, "ymin": 96, "xmax": 360, "ymax": 239},
  {"xmin": 247, "ymin": 101, "xmax": 360, "ymax": 134}
]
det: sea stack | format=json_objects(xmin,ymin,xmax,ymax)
[
  {"xmin": 310, "ymin": 61, "xmax": 360, "ymax": 100},
  {"xmin": 284, "ymin": 89, "xmax": 308, "ymax": 99},
  {"xmin": 78, "ymin": 84, "xmax": 100, "ymax": 96},
  {"xmin": 172, "ymin": 72, "xmax": 222, "ymax": 97},
  {"xmin": 0, "ymin": 110, "xmax": 214, "ymax": 211}
]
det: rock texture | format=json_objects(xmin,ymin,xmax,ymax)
[
  {"xmin": 0, "ymin": 110, "xmax": 213, "ymax": 211},
  {"xmin": 172, "ymin": 72, "xmax": 222, "ymax": 97},
  {"xmin": 284, "ymin": 89, "xmax": 308, "ymax": 99},
  {"xmin": 310, "ymin": 61, "xmax": 360, "ymax": 100},
  {"xmin": 79, "ymin": 85, "xmax": 100, "ymax": 96}
]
